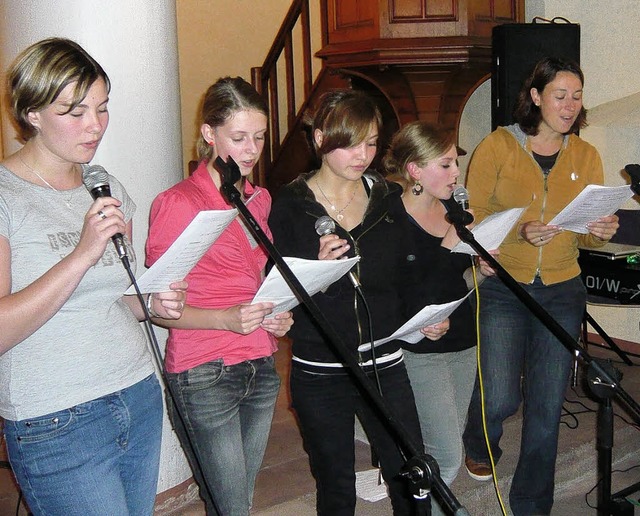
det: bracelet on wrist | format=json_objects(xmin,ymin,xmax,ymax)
[{"xmin": 146, "ymin": 293, "xmax": 161, "ymax": 318}]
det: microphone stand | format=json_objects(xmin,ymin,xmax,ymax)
[
  {"xmin": 216, "ymin": 156, "xmax": 470, "ymax": 516},
  {"xmin": 443, "ymin": 203, "xmax": 640, "ymax": 516},
  {"xmin": 121, "ymin": 255, "xmax": 219, "ymax": 510}
]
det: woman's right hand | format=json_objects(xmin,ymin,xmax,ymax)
[
  {"xmin": 222, "ymin": 302, "xmax": 277, "ymax": 335},
  {"xmin": 74, "ymin": 198, "xmax": 126, "ymax": 266},
  {"xmin": 318, "ymin": 234, "xmax": 350, "ymax": 260},
  {"xmin": 519, "ymin": 220, "xmax": 561, "ymax": 247}
]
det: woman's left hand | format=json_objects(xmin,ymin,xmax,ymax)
[
  {"xmin": 586, "ymin": 214, "xmax": 619, "ymax": 241},
  {"xmin": 149, "ymin": 280, "xmax": 188, "ymax": 319},
  {"xmin": 420, "ymin": 318, "xmax": 450, "ymax": 341},
  {"xmin": 261, "ymin": 311, "xmax": 294, "ymax": 338},
  {"xmin": 477, "ymin": 250, "xmax": 499, "ymax": 277}
]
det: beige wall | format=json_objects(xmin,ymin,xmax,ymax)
[
  {"xmin": 176, "ymin": 0, "xmax": 294, "ymax": 173},
  {"xmin": 175, "ymin": 1, "xmax": 640, "ymax": 344}
]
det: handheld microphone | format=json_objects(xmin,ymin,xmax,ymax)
[
  {"xmin": 314, "ymin": 215, "xmax": 361, "ymax": 289},
  {"xmin": 453, "ymin": 185, "xmax": 469, "ymax": 210},
  {"xmin": 441, "ymin": 185, "xmax": 473, "ymax": 226},
  {"xmin": 82, "ymin": 165, "xmax": 127, "ymax": 260}
]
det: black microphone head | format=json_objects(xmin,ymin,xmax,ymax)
[
  {"xmin": 315, "ymin": 215, "xmax": 336, "ymax": 236},
  {"xmin": 214, "ymin": 155, "xmax": 242, "ymax": 185},
  {"xmin": 82, "ymin": 165, "xmax": 111, "ymax": 198},
  {"xmin": 453, "ymin": 185, "xmax": 469, "ymax": 206}
]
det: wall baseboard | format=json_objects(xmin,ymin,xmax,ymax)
[{"xmin": 155, "ymin": 478, "xmax": 200, "ymax": 515}]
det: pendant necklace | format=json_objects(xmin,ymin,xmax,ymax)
[
  {"xmin": 315, "ymin": 177, "xmax": 358, "ymax": 222},
  {"xmin": 19, "ymin": 155, "xmax": 75, "ymax": 209}
]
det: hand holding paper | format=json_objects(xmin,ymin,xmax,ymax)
[
  {"xmin": 357, "ymin": 291, "xmax": 473, "ymax": 351},
  {"xmin": 548, "ymin": 184, "xmax": 633, "ymax": 233},
  {"xmin": 252, "ymin": 256, "xmax": 360, "ymax": 316}
]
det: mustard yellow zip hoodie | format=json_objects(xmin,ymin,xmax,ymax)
[{"xmin": 466, "ymin": 124, "xmax": 606, "ymax": 285}]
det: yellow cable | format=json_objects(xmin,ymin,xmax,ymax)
[{"xmin": 471, "ymin": 263, "xmax": 507, "ymax": 515}]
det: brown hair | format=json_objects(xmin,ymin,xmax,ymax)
[
  {"xmin": 307, "ymin": 89, "xmax": 382, "ymax": 159},
  {"xmin": 513, "ymin": 56, "xmax": 587, "ymax": 135}
]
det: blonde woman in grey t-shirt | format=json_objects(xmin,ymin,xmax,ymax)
[{"xmin": 0, "ymin": 38, "xmax": 187, "ymax": 515}]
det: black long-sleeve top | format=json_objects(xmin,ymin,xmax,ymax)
[{"xmin": 268, "ymin": 170, "xmax": 432, "ymax": 367}]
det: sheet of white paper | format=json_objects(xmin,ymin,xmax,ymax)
[
  {"xmin": 355, "ymin": 468, "xmax": 388, "ymax": 502},
  {"xmin": 124, "ymin": 209, "xmax": 238, "ymax": 295},
  {"xmin": 451, "ymin": 207, "xmax": 527, "ymax": 255},
  {"xmin": 358, "ymin": 291, "xmax": 473, "ymax": 351},
  {"xmin": 252, "ymin": 256, "xmax": 360, "ymax": 316},
  {"xmin": 548, "ymin": 184, "xmax": 634, "ymax": 233}
]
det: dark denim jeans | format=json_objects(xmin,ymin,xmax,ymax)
[
  {"xmin": 5, "ymin": 374, "xmax": 163, "ymax": 516},
  {"xmin": 166, "ymin": 356, "xmax": 280, "ymax": 516},
  {"xmin": 291, "ymin": 360, "xmax": 423, "ymax": 516},
  {"xmin": 463, "ymin": 276, "xmax": 586, "ymax": 515}
]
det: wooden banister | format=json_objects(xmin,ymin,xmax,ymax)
[{"xmin": 251, "ymin": 0, "xmax": 315, "ymax": 188}]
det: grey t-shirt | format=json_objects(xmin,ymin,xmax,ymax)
[{"xmin": 0, "ymin": 165, "xmax": 154, "ymax": 420}]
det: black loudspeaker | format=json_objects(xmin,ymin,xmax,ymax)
[{"xmin": 491, "ymin": 22, "xmax": 581, "ymax": 130}]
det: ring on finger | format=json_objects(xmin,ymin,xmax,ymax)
[
  {"xmin": 97, "ymin": 210, "xmax": 107, "ymax": 220},
  {"xmin": 539, "ymin": 236, "xmax": 544, "ymax": 242}
]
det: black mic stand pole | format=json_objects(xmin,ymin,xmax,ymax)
[
  {"xmin": 445, "ymin": 207, "xmax": 640, "ymax": 516},
  {"xmin": 216, "ymin": 157, "xmax": 470, "ymax": 516}
]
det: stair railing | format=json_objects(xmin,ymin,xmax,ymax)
[{"xmin": 251, "ymin": 0, "xmax": 320, "ymax": 187}]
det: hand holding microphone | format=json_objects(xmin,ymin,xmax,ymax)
[
  {"xmin": 82, "ymin": 165, "xmax": 128, "ymax": 260},
  {"xmin": 315, "ymin": 215, "xmax": 361, "ymax": 289}
]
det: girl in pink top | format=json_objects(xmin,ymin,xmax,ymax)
[{"xmin": 146, "ymin": 77, "xmax": 293, "ymax": 516}]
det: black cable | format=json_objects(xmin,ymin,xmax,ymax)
[
  {"xmin": 585, "ymin": 464, "xmax": 640, "ymax": 509},
  {"xmin": 357, "ymin": 285, "xmax": 384, "ymax": 396}
]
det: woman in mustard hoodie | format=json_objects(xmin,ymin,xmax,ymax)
[{"xmin": 461, "ymin": 57, "xmax": 619, "ymax": 515}]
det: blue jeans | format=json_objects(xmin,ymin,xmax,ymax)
[
  {"xmin": 290, "ymin": 361, "xmax": 423, "ymax": 516},
  {"xmin": 463, "ymin": 276, "xmax": 586, "ymax": 515},
  {"xmin": 404, "ymin": 346, "xmax": 477, "ymax": 516},
  {"xmin": 166, "ymin": 356, "xmax": 280, "ymax": 516},
  {"xmin": 4, "ymin": 374, "xmax": 162, "ymax": 516}
]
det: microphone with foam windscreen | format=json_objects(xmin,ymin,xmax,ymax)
[
  {"xmin": 315, "ymin": 215, "xmax": 361, "ymax": 289},
  {"xmin": 441, "ymin": 185, "xmax": 473, "ymax": 226},
  {"xmin": 82, "ymin": 165, "xmax": 127, "ymax": 260}
]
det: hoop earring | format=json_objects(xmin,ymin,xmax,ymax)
[{"xmin": 412, "ymin": 181, "xmax": 423, "ymax": 196}]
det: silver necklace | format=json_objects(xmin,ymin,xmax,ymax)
[
  {"xmin": 19, "ymin": 154, "xmax": 75, "ymax": 209},
  {"xmin": 315, "ymin": 178, "xmax": 358, "ymax": 222}
]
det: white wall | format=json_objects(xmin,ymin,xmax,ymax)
[{"xmin": 0, "ymin": 0, "xmax": 190, "ymax": 493}]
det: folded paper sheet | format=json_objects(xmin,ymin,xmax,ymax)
[
  {"xmin": 451, "ymin": 207, "xmax": 527, "ymax": 255},
  {"xmin": 253, "ymin": 256, "xmax": 360, "ymax": 316},
  {"xmin": 548, "ymin": 184, "xmax": 634, "ymax": 233},
  {"xmin": 358, "ymin": 290, "xmax": 473, "ymax": 351},
  {"xmin": 125, "ymin": 208, "xmax": 238, "ymax": 295}
]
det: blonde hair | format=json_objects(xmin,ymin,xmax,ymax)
[
  {"xmin": 196, "ymin": 77, "xmax": 269, "ymax": 161},
  {"xmin": 383, "ymin": 122, "xmax": 454, "ymax": 191},
  {"xmin": 8, "ymin": 38, "xmax": 110, "ymax": 142}
]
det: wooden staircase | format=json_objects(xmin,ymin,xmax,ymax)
[{"xmin": 251, "ymin": 0, "xmax": 524, "ymax": 195}]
